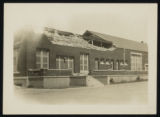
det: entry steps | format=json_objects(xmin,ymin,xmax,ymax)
[{"xmin": 86, "ymin": 75, "xmax": 105, "ymax": 87}]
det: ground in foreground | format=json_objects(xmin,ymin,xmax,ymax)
[{"xmin": 14, "ymin": 81, "xmax": 148, "ymax": 105}]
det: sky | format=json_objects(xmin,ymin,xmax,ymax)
[{"xmin": 4, "ymin": 3, "xmax": 157, "ymax": 43}]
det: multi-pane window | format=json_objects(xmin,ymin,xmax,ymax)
[
  {"xmin": 131, "ymin": 52, "xmax": 142, "ymax": 71},
  {"xmin": 36, "ymin": 50, "xmax": 49, "ymax": 69},
  {"xmin": 56, "ymin": 56, "xmax": 74, "ymax": 72},
  {"xmin": 14, "ymin": 48, "xmax": 19, "ymax": 72},
  {"xmin": 80, "ymin": 54, "xmax": 88, "ymax": 73}
]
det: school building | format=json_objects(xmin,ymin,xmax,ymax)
[{"xmin": 14, "ymin": 27, "xmax": 148, "ymax": 88}]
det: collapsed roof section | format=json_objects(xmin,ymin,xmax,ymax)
[
  {"xmin": 83, "ymin": 30, "xmax": 148, "ymax": 52},
  {"xmin": 43, "ymin": 27, "xmax": 116, "ymax": 51}
]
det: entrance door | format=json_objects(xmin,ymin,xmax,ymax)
[{"xmin": 80, "ymin": 54, "xmax": 89, "ymax": 74}]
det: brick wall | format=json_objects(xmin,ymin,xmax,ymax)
[
  {"xmin": 28, "ymin": 69, "xmax": 72, "ymax": 76},
  {"xmin": 16, "ymin": 34, "xmax": 148, "ymax": 76},
  {"xmin": 91, "ymin": 70, "xmax": 148, "ymax": 75},
  {"xmin": 27, "ymin": 69, "xmax": 71, "ymax": 88}
]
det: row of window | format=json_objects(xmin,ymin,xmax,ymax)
[
  {"xmin": 94, "ymin": 52, "xmax": 144, "ymax": 71},
  {"xmin": 14, "ymin": 49, "xmax": 148, "ymax": 72},
  {"xmin": 95, "ymin": 59, "xmax": 114, "ymax": 70}
]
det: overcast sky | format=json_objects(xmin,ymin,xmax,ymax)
[{"xmin": 4, "ymin": 3, "xmax": 157, "ymax": 43}]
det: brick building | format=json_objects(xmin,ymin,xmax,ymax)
[{"xmin": 14, "ymin": 27, "xmax": 148, "ymax": 88}]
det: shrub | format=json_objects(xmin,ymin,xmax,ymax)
[
  {"xmin": 110, "ymin": 78, "xmax": 114, "ymax": 83},
  {"xmin": 136, "ymin": 76, "xmax": 141, "ymax": 81}
]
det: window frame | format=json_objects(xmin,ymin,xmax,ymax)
[
  {"xmin": 80, "ymin": 53, "xmax": 89, "ymax": 73},
  {"xmin": 115, "ymin": 60, "xmax": 119, "ymax": 70},
  {"xmin": 110, "ymin": 60, "xmax": 114, "ymax": 70},
  {"xmin": 94, "ymin": 59, "xmax": 99, "ymax": 70},
  {"xmin": 36, "ymin": 49, "xmax": 49, "ymax": 69},
  {"xmin": 130, "ymin": 52, "xmax": 142, "ymax": 71},
  {"xmin": 56, "ymin": 56, "xmax": 74, "ymax": 72}
]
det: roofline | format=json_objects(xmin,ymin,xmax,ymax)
[
  {"xmin": 116, "ymin": 47, "xmax": 148, "ymax": 53},
  {"xmin": 85, "ymin": 30, "xmax": 148, "ymax": 45}
]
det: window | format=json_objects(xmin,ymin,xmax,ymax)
[
  {"xmin": 68, "ymin": 57, "xmax": 74, "ymax": 71},
  {"xmin": 105, "ymin": 59, "xmax": 110, "ymax": 65},
  {"xmin": 100, "ymin": 59, "xmax": 105, "ymax": 65},
  {"xmin": 56, "ymin": 57, "xmax": 60, "ymax": 69},
  {"xmin": 14, "ymin": 48, "xmax": 19, "ymax": 72},
  {"xmin": 36, "ymin": 50, "xmax": 49, "ymax": 69},
  {"xmin": 95, "ymin": 59, "xmax": 99, "ymax": 70},
  {"xmin": 110, "ymin": 60, "xmax": 114, "ymax": 70},
  {"xmin": 116, "ymin": 60, "xmax": 119, "ymax": 70},
  {"xmin": 56, "ymin": 56, "xmax": 74, "ymax": 72},
  {"xmin": 80, "ymin": 54, "xmax": 89, "ymax": 73},
  {"xmin": 131, "ymin": 52, "xmax": 142, "ymax": 71}
]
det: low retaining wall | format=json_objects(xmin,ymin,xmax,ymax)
[
  {"xmin": 25, "ymin": 69, "xmax": 72, "ymax": 88},
  {"xmin": 43, "ymin": 76, "xmax": 70, "ymax": 88},
  {"xmin": 14, "ymin": 76, "xmax": 70, "ymax": 88},
  {"xmin": 91, "ymin": 70, "xmax": 148, "ymax": 84},
  {"xmin": 70, "ymin": 76, "xmax": 87, "ymax": 86},
  {"xmin": 28, "ymin": 77, "xmax": 43, "ymax": 88},
  {"xmin": 14, "ymin": 77, "xmax": 27, "ymax": 87},
  {"xmin": 92, "ymin": 74, "xmax": 148, "ymax": 84},
  {"xmin": 14, "ymin": 69, "xmax": 148, "ymax": 88},
  {"xmin": 109, "ymin": 74, "xmax": 148, "ymax": 84},
  {"xmin": 14, "ymin": 73, "xmax": 28, "ymax": 87},
  {"xmin": 28, "ymin": 76, "xmax": 70, "ymax": 88}
]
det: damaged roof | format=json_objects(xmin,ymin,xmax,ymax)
[
  {"xmin": 44, "ymin": 27, "xmax": 74, "ymax": 36},
  {"xmin": 83, "ymin": 30, "xmax": 148, "ymax": 52},
  {"xmin": 43, "ymin": 29, "xmax": 116, "ymax": 51}
]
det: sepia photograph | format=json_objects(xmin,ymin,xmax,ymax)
[{"xmin": 3, "ymin": 3, "xmax": 157, "ymax": 114}]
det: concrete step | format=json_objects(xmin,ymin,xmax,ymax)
[{"xmin": 86, "ymin": 75, "xmax": 105, "ymax": 87}]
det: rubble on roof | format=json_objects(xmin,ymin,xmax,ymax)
[{"xmin": 43, "ymin": 29, "xmax": 116, "ymax": 51}]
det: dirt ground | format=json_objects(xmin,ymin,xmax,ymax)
[{"xmin": 14, "ymin": 81, "xmax": 148, "ymax": 105}]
